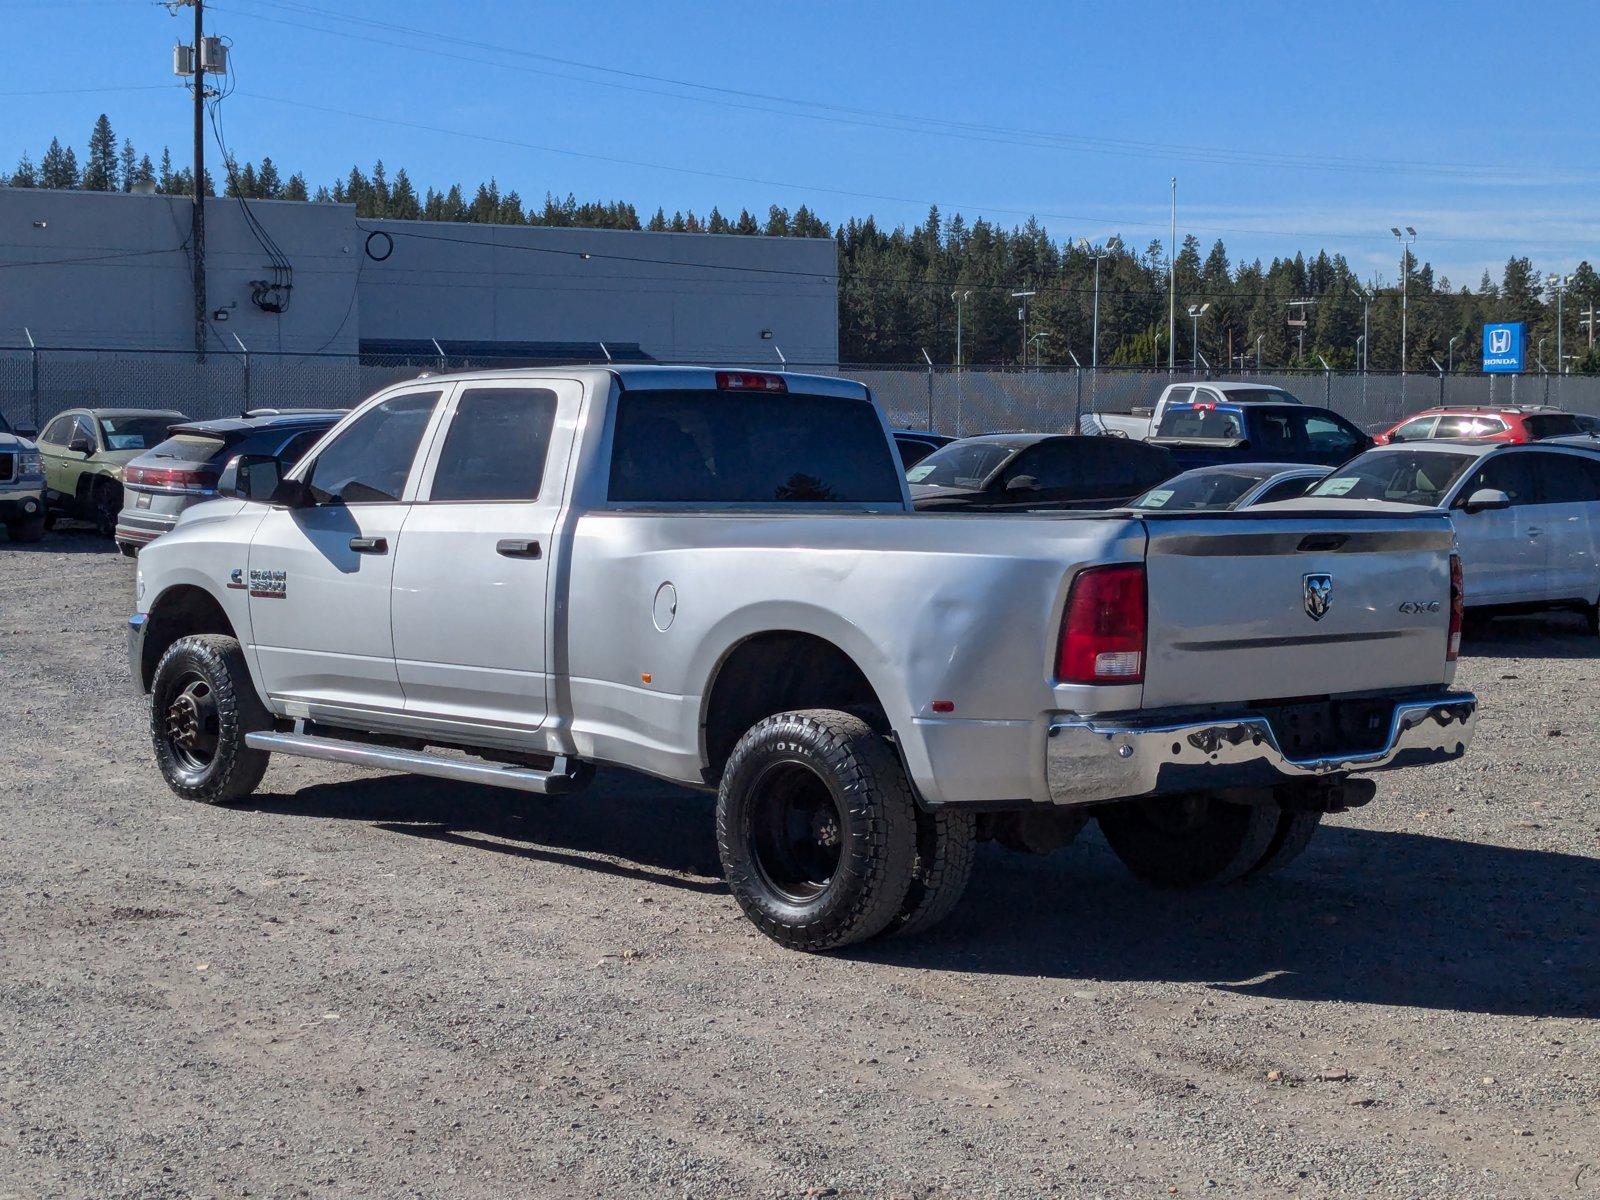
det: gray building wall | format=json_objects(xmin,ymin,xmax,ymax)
[{"xmin": 0, "ymin": 187, "xmax": 838, "ymax": 364}]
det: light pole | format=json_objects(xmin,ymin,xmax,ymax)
[
  {"xmin": 1391, "ymin": 226, "xmax": 1417, "ymax": 373},
  {"xmin": 950, "ymin": 290, "xmax": 971, "ymax": 367},
  {"xmin": 1027, "ymin": 332, "xmax": 1047, "ymax": 365},
  {"xmin": 1547, "ymin": 273, "xmax": 1572, "ymax": 375},
  {"xmin": 1447, "ymin": 334, "xmax": 1459, "ymax": 375},
  {"xmin": 1187, "ymin": 303, "xmax": 1210, "ymax": 373},
  {"xmin": 1077, "ymin": 236, "xmax": 1120, "ymax": 370},
  {"xmin": 1011, "ymin": 291, "xmax": 1036, "ymax": 368},
  {"xmin": 1354, "ymin": 285, "xmax": 1371, "ymax": 373},
  {"xmin": 1255, "ymin": 333, "xmax": 1264, "ymax": 374}
]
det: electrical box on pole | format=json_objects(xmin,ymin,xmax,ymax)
[
  {"xmin": 200, "ymin": 36, "xmax": 227, "ymax": 74},
  {"xmin": 172, "ymin": 43, "xmax": 196, "ymax": 76}
]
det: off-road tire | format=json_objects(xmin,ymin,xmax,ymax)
[
  {"xmin": 1247, "ymin": 808, "xmax": 1323, "ymax": 877},
  {"xmin": 883, "ymin": 806, "xmax": 976, "ymax": 938},
  {"xmin": 92, "ymin": 478, "xmax": 122, "ymax": 539},
  {"xmin": 6, "ymin": 514, "xmax": 45, "ymax": 543},
  {"xmin": 150, "ymin": 634, "xmax": 271, "ymax": 805},
  {"xmin": 1097, "ymin": 794, "xmax": 1281, "ymax": 888},
  {"xmin": 716, "ymin": 709, "xmax": 917, "ymax": 951}
]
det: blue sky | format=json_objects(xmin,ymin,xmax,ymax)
[{"xmin": 5, "ymin": 0, "xmax": 1596, "ymax": 285}]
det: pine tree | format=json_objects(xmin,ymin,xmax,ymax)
[
  {"xmin": 10, "ymin": 154, "xmax": 38, "ymax": 188},
  {"xmin": 158, "ymin": 148, "xmax": 174, "ymax": 193},
  {"xmin": 118, "ymin": 138, "xmax": 137, "ymax": 192},
  {"xmin": 257, "ymin": 157, "xmax": 282, "ymax": 199},
  {"xmin": 82, "ymin": 114, "xmax": 118, "ymax": 191},
  {"xmin": 388, "ymin": 168, "xmax": 420, "ymax": 220},
  {"xmin": 39, "ymin": 138, "xmax": 80, "ymax": 189},
  {"xmin": 282, "ymin": 172, "xmax": 309, "ymax": 202}
]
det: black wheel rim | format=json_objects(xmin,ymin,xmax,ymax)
[
  {"xmin": 162, "ymin": 671, "xmax": 221, "ymax": 771},
  {"xmin": 1139, "ymin": 794, "xmax": 1215, "ymax": 835},
  {"xmin": 747, "ymin": 761, "xmax": 846, "ymax": 903}
]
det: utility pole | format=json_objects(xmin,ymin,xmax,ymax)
[
  {"xmin": 1168, "ymin": 177, "xmax": 1177, "ymax": 373},
  {"xmin": 190, "ymin": 0, "xmax": 206, "ymax": 358},
  {"xmin": 1548, "ymin": 273, "xmax": 1571, "ymax": 375},
  {"xmin": 1011, "ymin": 290, "xmax": 1036, "ymax": 367},
  {"xmin": 1287, "ymin": 298, "xmax": 1316, "ymax": 363}
]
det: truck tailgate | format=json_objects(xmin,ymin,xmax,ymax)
[{"xmin": 1139, "ymin": 511, "xmax": 1455, "ymax": 708}]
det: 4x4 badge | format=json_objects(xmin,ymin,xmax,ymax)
[{"xmin": 1303, "ymin": 573, "xmax": 1333, "ymax": 621}]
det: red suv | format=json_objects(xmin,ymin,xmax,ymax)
[{"xmin": 1375, "ymin": 405, "xmax": 1600, "ymax": 445}]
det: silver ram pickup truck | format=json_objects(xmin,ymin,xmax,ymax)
[{"xmin": 129, "ymin": 366, "xmax": 1478, "ymax": 950}]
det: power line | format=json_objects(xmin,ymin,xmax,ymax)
[
  {"xmin": 0, "ymin": 84, "xmax": 179, "ymax": 97},
  {"xmin": 213, "ymin": 0, "xmax": 1531, "ymax": 183},
  {"xmin": 0, "ymin": 244, "xmax": 189, "ymax": 270}
]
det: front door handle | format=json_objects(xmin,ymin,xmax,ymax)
[
  {"xmin": 349, "ymin": 536, "xmax": 388, "ymax": 554},
  {"xmin": 496, "ymin": 538, "xmax": 542, "ymax": 559},
  {"xmin": 1527, "ymin": 527, "xmax": 1543, "ymax": 538}
]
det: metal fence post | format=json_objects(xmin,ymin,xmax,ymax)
[
  {"xmin": 24, "ymin": 327, "xmax": 40, "ymax": 431},
  {"xmin": 233, "ymin": 333, "xmax": 251, "ymax": 414},
  {"xmin": 921, "ymin": 348, "xmax": 934, "ymax": 430}
]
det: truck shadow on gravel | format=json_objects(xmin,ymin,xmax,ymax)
[
  {"xmin": 245, "ymin": 768, "xmax": 727, "ymax": 894},
  {"xmin": 247, "ymin": 769, "xmax": 1597, "ymax": 1018},
  {"xmin": 866, "ymin": 827, "xmax": 1600, "ymax": 1019},
  {"xmin": 1461, "ymin": 612, "xmax": 1600, "ymax": 659}
]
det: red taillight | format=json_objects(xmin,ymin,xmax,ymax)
[
  {"xmin": 715, "ymin": 371, "xmax": 787, "ymax": 393},
  {"xmin": 124, "ymin": 464, "xmax": 218, "ymax": 491},
  {"xmin": 1056, "ymin": 564, "xmax": 1147, "ymax": 684},
  {"xmin": 1447, "ymin": 552, "xmax": 1464, "ymax": 662}
]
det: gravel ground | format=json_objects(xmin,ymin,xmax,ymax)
[{"xmin": 2, "ymin": 527, "xmax": 1598, "ymax": 1200}]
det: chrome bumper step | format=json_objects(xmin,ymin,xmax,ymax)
[{"xmin": 244, "ymin": 730, "xmax": 586, "ymax": 795}]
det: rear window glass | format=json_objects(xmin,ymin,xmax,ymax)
[
  {"xmin": 1523, "ymin": 414, "xmax": 1583, "ymax": 439},
  {"xmin": 608, "ymin": 391, "xmax": 902, "ymax": 505},
  {"xmin": 1218, "ymin": 388, "xmax": 1301, "ymax": 405},
  {"xmin": 142, "ymin": 433, "xmax": 227, "ymax": 462},
  {"xmin": 99, "ymin": 414, "xmax": 178, "ymax": 451},
  {"xmin": 1156, "ymin": 406, "xmax": 1242, "ymax": 439}
]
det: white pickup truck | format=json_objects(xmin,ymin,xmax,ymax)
[
  {"xmin": 129, "ymin": 366, "xmax": 1478, "ymax": 950},
  {"xmin": 1079, "ymin": 379, "xmax": 1305, "ymax": 439}
]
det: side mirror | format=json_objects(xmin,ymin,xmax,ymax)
[
  {"xmin": 1461, "ymin": 487, "xmax": 1511, "ymax": 513},
  {"xmin": 269, "ymin": 476, "xmax": 313, "ymax": 508},
  {"xmin": 1004, "ymin": 474, "xmax": 1039, "ymax": 492},
  {"xmin": 14, "ymin": 423, "xmax": 37, "ymax": 439},
  {"xmin": 67, "ymin": 435, "xmax": 93, "ymax": 455},
  {"xmin": 219, "ymin": 453, "xmax": 285, "ymax": 503}
]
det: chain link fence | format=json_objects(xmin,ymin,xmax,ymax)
[{"xmin": 5, "ymin": 344, "xmax": 1600, "ymax": 437}]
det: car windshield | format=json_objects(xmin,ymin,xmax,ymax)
[
  {"xmin": 1308, "ymin": 449, "xmax": 1477, "ymax": 506},
  {"xmin": 99, "ymin": 414, "xmax": 177, "ymax": 452},
  {"xmin": 906, "ymin": 442, "xmax": 1018, "ymax": 488},
  {"xmin": 1131, "ymin": 469, "xmax": 1270, "ymax": 511},
  {"xmin": 1218, "ymin": 388, "xmax": 1300, "ymax": 405}
]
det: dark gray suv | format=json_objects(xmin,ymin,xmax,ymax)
[{"xmin": 115, "ymin": 410, "xmax": 342, "ymax": 555}]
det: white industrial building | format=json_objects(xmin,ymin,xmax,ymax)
[{"xmin": 0, "ymin": 187, "xmax": 838, "ymax": 420}]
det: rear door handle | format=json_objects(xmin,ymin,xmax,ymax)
[
  {"xmin": 496, "ymin": 539, "xmax": 542, "ymax": 559},
  {"xmin": 348, "ymin": 536, "xmax": 388, "ymax": 554}
]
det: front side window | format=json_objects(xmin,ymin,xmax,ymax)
[
  {"xmin": 609, "ymin": 391, "xmax": 901, "ymax": 504},
  {"xmin": 40, "ymin": 415, "xmax": 74, "ymax": 445},
  {"xmin": 73, "ymin": 416, "xmax": 98, "ymax": 448},
  {"xmin": 1390, "ymin": 416, "xmax": 1437, "ymax": 442},
  {"xmin": 304, "ymin": 391, "xmax": 439, "ymax": 505},
  {"xmin": 430, "ymin": 388, "xmax": 557, "ymax": 502},
  {"xmin": 1254, "ymin": 474, "xmax": 1320, "ymax": 504},
  {"xmin": 1456, "ymin": 454, "xmax": 1536, "ymax": 506},
  {"xmin": 1300, "ymin": 413, "xmax": 1363, "ymax": 457},
  {"xmin": 1310, "ymin": 450, "xmax": 1477, "ymax": 506}
]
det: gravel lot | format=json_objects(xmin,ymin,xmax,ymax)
[{"xmin": 2, "ymin": 526, "xmax": 1598, "ymax": 1199}]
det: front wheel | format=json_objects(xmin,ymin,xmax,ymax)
[
  {"xmin": 716, "ymin": 709, "xmax": 917, "ymax": 951},
  {"xmin": 150, "ymin": 634, "xmax": 271, "ymax": 805},
  {"xmin": 92, "ymin": 479, "xmax": 122, "ymax": 538},
  {"xmin": 1097, "ymin": 793, "xmax": 1280, "ymax": 887}
]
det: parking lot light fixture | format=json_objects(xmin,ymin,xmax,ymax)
[
  {"xmin": 1077, "ymin": 236, "xmax": 1120, "ymax": 370},
  {"xmin": 1186, "ymin": 303, "xmax": 1210, "ymax": 373},
  {"xmin": 1392, "ymin": 227, "xmax": 1418, "ymax": 375}
]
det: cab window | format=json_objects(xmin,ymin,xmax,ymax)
[
  {"xmin": 304, "ymin": 391, "xmax": 440, "ymax": 505},
  {"xmin": 429, "ymin": 388, "xmax": 557, "ymax": 502}
]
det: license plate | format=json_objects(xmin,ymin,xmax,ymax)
[{"xmin": 135, "ymin": 492, "xmax": 151, "ymax": 509}]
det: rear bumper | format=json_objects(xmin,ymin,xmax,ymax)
[
  {"xmin": 1045, "ymin": 690, "xmax": 1477, "ymax": 807},
  {"xmin": 115, "ymin": 509, "xmax": 179, "ymax": 543}
]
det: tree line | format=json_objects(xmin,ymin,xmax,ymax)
[{"xmin": 8, "ymin": 114, "xmax": 1600, "ymax": 373}]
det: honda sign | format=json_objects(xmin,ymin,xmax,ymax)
[{"xmin": 1482, "ymin": 322, "xmax": 1526, "ymax": 373}]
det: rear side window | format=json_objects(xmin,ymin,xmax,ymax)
[
  {"xmin": 608, "ymin": 391, "xmax": 901, "ymax": 504},
  {"xmin": 1523, "ymin": 414, "xmax": 1583, "ymax": 440},
  {"xmin": 430, "ymin": 388, "xmax": 558, "ymax": 502},
  {"xmin": 1435, "ymin": 415, "xmax": 1506, "ymax": 438},
  {"xmin": 305, "ymin": 391, "xmax": 439, "ymax": 505},
  {"xmin": 1527, "ymin": 452, "xmax": 1600, "ymax": 504}
]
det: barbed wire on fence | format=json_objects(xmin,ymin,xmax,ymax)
[{"xmin": 2, "ymin": 343, "xmax": 1595, "ymax": 436}]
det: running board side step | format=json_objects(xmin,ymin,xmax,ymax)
[{"xmin": 244, "ymin": 731, "xmax": 587, "ymax": 795}]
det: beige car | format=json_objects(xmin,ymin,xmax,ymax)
[{"xmin": 38, "ymin": 408, "xmax": 186, "ymax": 536}]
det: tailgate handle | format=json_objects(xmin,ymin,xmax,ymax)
[{"xmin": 1297, "ymin": 533, "xmax": 1349, "ymax": 552}]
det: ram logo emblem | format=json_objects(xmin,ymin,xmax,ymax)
[{"xmin": 1302, "ymin": 573, "xmax": 1333, "ymax": 621}]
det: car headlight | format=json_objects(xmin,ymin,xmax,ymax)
[{"xmin": 19, "ymin": 451, "xmax": 41, "ymax": 476}]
